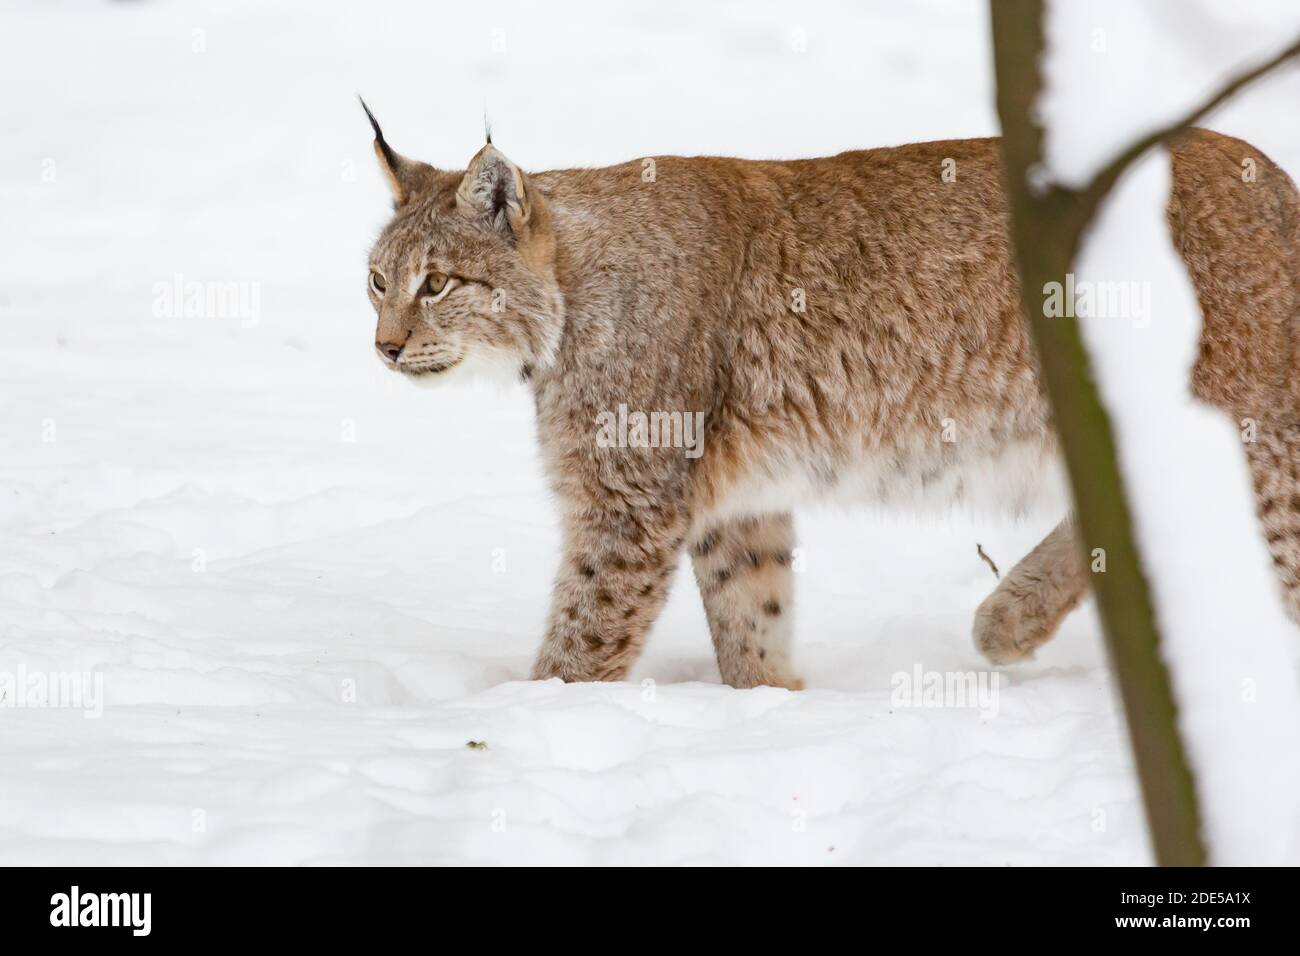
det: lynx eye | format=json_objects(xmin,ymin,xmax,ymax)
[
  {"xmin": 422, "ymin": 272, "xmax": 457, "ymax": 303},
  {"xmin": 369, "ymin": 270, "xmax": 386, "ymax": 296}
]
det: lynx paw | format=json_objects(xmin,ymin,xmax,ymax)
[
  {"xmin": 723, "ymin": 665, "xmax": 805, "ymax": 691},
  {"xmin": 973, "ymin": 593, "xmax": 1041, "ymax": 665},
  {"xmin": 768, "ymin": 673, "xmax": 806, "ymax": 692}
]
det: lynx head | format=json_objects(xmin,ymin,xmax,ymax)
[{"xmin": 361, "ymin": 100, "xmax": 562, "ymax": 384}]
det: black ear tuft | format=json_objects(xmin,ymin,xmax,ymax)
[
  {"xmin": 357, "ymin": 96, "xmax": 439, "ymax": 207},
  {"xmin": 358, "ymin": 95, "xmax": 381, "ymax": 137},
  {"xmin": 358, "ymin": 95, "xmax": 400, "ymax": 172}
]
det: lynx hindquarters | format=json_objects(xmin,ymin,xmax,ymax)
[
  {"xmin": 976, "ymin": 130, "xmax": 1300, "ymax": 664},
  {"xmin": 1171, "ymin": 131, "xmax": 1300, "ymax": 628}
]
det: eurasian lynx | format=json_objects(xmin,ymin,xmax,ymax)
[{"xmin": 361, "ymin": 102, "xmax": 1300, "ymax": 689}]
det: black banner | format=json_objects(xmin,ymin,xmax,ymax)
[{"xmin": 0, "ymin": 866, "xmax": 1284, "ymax": 943}]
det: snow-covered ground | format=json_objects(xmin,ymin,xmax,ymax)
[{"xmin": 0, "ymin": 0, "xmax": 1296, "ymax": 865}]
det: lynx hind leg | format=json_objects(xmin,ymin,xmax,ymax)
[
  {"xmin": 974, "ymin": 518, "xmax": 1089, "ymax": 665},
  {"xmin": 690, "ymin": 513, "xmax": 803, "ymax": 690},
  {"xmin": 1244, "ymin": 422, "xmax": 1300, "ymax": 622}
]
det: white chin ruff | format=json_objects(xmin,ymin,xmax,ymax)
[{"xmin": 403, "ymin": 349, "xmax": 525, "ymax": 391}]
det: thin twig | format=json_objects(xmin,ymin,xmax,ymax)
[{"xmin": 976, "ymin": 543, "xmax": 1000, "ymax": 580}]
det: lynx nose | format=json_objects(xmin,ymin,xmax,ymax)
[{"xmin": 376, "ymin": 341, "xmax": 403, "ymax": 363}]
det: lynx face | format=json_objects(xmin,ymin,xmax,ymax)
[{"xmin": 362, "ymin": 102, "xmax": 562, "ymax": 383}]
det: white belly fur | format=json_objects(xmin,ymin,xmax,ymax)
[{"xmin": 709, "ymin": 439, "xmax": 1068, "ymax": 521}]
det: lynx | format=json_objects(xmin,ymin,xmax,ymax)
[{"xmin": 361, "ymin": 101, "xmax": 1300, "ymax": 689}]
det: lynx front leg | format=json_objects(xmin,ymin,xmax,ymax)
[
  {"xmin": 530, "ymin": 502, "xmax": 688, "ymax": 683},
  {"xmin": 690, "ymin": 513, "xmax": 803, "ymax": 689},
  {"xmin": 974, "ymin": 518, "xmax": 1089, "ymax": 664}
]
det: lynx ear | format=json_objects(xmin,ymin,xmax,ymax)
[
  {"xmin": 455, "ymin": 144, "xmax": 533, "ymax": 236},
  {"xmin": 359, "ymin": 97, "xmax": 437, "ymax": 207}
]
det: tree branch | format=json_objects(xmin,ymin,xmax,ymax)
[
  {"xmin": 1077, "ymin": 34, "xmax": 1300, "ymax": 223},
  {"xmin": 991, "ymin": 0, "xmax": 1208, "ymax": 866}
]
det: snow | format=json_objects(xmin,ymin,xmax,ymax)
[
  {"xmin": 0, "ymin": 0, "xmax": 1292, "ymax": 864},
  {"xmin": 1042, "ymin": 4, "xmax": 1300, "ymax": 862}
]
